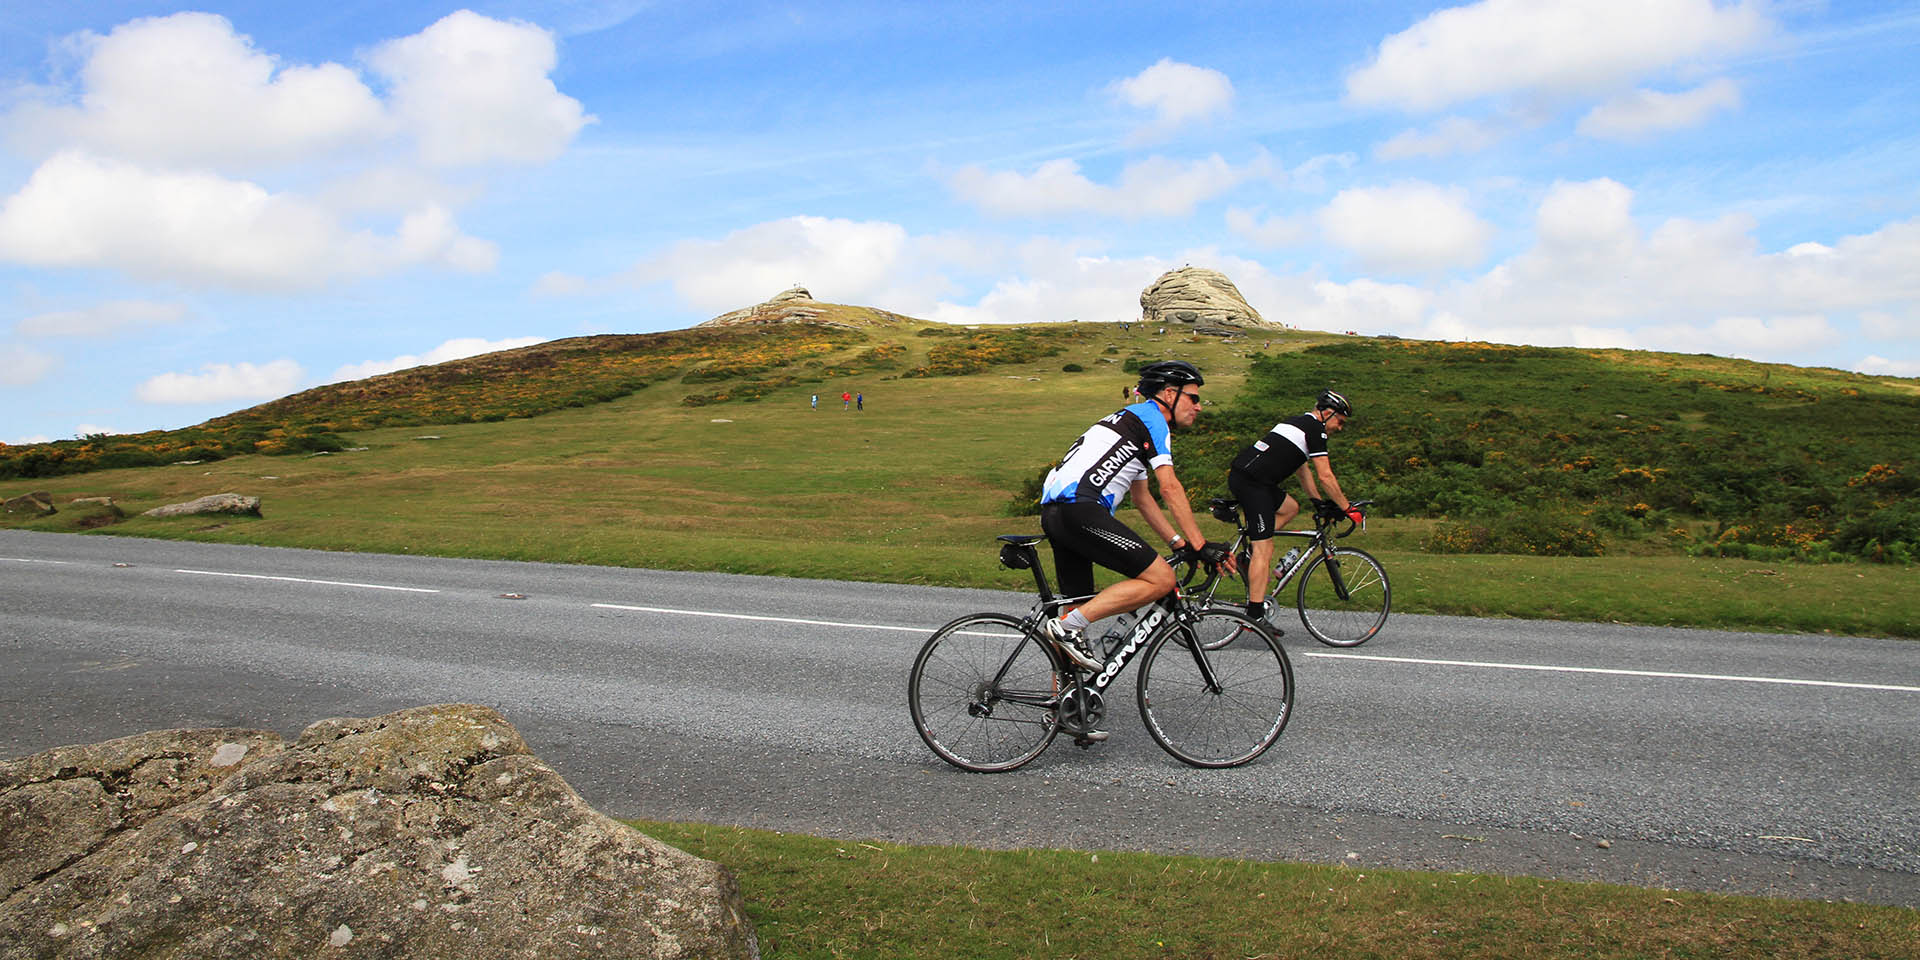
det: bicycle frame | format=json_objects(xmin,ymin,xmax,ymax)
[
  {"xmin": 994, "ymin": 535, "xmax": 1223, "ymax": 697},
  {"xmin": 1190, "ymin": 499, "xmax": 1372, "ymax": 607}
]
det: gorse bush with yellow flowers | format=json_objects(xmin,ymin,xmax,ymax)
[
  {"xmin": 0, "ymin": 325, "xmax": 867, "ymax": 480},
  {"xmin": 1185, "ymin": 340, "xmax": 1917, "ymax": 562}
]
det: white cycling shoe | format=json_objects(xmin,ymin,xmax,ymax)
[{"xmin": 1043, "ymin": 617, "xmax": 1105, "ymax": 671}]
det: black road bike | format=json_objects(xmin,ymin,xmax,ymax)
[
  {"xmin": 908, "ymin": 535, "xmax": 1294, "ymax": 773},
  {"xmin": 1189, "ymin": 497, "xmax": 1391, "ymax": 648}
]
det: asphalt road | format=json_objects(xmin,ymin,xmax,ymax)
[{"xmin": 4, "ymin": 530, "xmax": 1917, "ymax": 907}]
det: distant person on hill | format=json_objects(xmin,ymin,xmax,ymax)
[
  {"xmin": 1226, "ymin": 390, "xmax": 1363, "ymax": 631},
  {"xmin": 856, "ymin": 392, "xmax": 864, "ymax": 410},
  {"xmin": 1036, "ymin": 361, "xmax": 1232, "ymax": 742},
  {"xmin": 811, "ymin": 394, "xmax": 817, "ymax": 410},
  {"xmin": 842, "ymin": 390, "xmax": 851, "ymax": 410}
]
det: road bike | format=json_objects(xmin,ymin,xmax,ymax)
[
  {"xmin": 908, "ymin": 534, "xmax": 1294, "ymax": 773},
  {"xmin": 1186, "ymin": 497, "xmax": 1390, "ymax": 648}
]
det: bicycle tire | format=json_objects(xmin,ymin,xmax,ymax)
[
  {"xmin": 1136, "ymin": 608, "xmax": 1294, "ymax": 768},
  {"xmin": 909, "ymin": 613, "xmax": 1062, "ymax": 772},
  {"xmin": 1295, "ymin": 546, "xmax": 1391, "ymax": 647}
]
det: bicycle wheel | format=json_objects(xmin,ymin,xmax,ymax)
[
  {"xmin": 1136, "ymin": 608, "xmax": 1293, "ymax": 768},
  {"xmin": 1295, "ymin": 547, "xmax": 1391, "ymax": 647},
  {"xmin": 909, "ymin": 613, "xmax": 1062, "ymax": 772}
]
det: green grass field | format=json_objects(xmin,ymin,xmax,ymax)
[
  {"xmin": 4, "ymin": 322, "xmax": 1913, "ymax": 637},
  {"xmin": 638, "ymin": 820, "xmax": 1920, "ymax": 959}
]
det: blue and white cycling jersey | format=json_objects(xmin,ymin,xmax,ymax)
[{"xmin": 1040, "ymin": 401, "xmax": 1172, "ymax": 513}]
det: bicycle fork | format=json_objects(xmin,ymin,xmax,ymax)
[{"xmin": 1279, "ymin": 548, "xmax": 1354, "ymax": 603}]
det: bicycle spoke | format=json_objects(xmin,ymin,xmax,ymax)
[
  {"xmin": 1296, "ymin": 547, "xmax": 1391, "ymax": 648},
  {"xmin": 909, "ymin": 614, "xmax": 1063, "ymax": 772},
  {"xmin": 1137, "ymin": 609, "xmax": 1293, "ymax": 768}
]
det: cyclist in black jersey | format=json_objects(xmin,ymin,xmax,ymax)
[
  {"xmin": 1037, "ymin": 360, "xmax": 1233, "ymax": 689},
  {"xmin": 1226, "ymin": 389, "xmax": 1363, "ymax": 626}
]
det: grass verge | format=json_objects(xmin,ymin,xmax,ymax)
[
  {"xmin": 636, "ymin": 820, "xmax": 1920, "ymax": 960},
  {"xmin": 3, "ymin": 326, "xmax": 1913, "ymax": 637}
]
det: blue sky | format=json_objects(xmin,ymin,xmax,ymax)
[{"xmin": 2, "ymin": 1, "xmax": 1916, "ymax": 443}]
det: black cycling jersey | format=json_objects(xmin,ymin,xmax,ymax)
[{"xmin": 1229, "ymin": 411, "xmax": 1327, "ymax": 484}]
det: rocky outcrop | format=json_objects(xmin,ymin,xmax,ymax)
[
  {"xmin": 701, "ymin": 287, "xmax": 915, "ymax": 329},
  {"xmin": 0, "ymin": 704, "xmax": 759, "ymax": 960},
  {"xmin": 1140, "ymin": 267, "xmax": 1279, "ymax": 329},
  {"xmin": 139, "ymin": 493, "xmax": 261, "ymax": 518},
  {"xmin": 2, "ymin": 491, "xmax": 54, "ymax": 517}
]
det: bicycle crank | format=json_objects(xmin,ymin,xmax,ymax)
[{"xmin": 1057, "ymin": 686, "xmax": 1105, "ymax": 738}]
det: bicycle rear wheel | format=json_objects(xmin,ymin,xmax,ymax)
[
  {"xmin": 1295, "ymin": 547, "xmax": 1390, "ymax": 647},
  {"xmin": 1136, "ymin": 608, "xmax": 1294, "ymax": 768},
  {"xmin": 909, "ymin": 613, "xmax": 1061, "ymax": 772}
]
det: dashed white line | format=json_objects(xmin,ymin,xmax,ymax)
[
  {"xmin": 174, "ymin": 569, "xmax": 440, "ymax": 593},
  {"xmin": 597, "ymin": 603, "xmax": 1920, "ymax": 693},
  {"xmin": 1304, "ymin": 651, "xmax": 1920, "ymax": 693},
  {"xmin": 591, "ymin": 603, "xmax": 925, "ymax": 633},
  {"xmin": 8, "ymin": 557, "xmax": 72, "ymax": 564}
]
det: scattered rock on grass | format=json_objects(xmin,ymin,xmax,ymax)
[{"xmin": 140, "ymin": 493, "xmax": 262, "ymax": 518}]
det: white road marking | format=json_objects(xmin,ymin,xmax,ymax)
[
  {"xmin": 8, "ymin": 557, "xmax": 72, "ymax": 564},
  {"xmin": 592, "ymin": 602, "xmax": 925, "ymax": 633},
  {"xmin": 597, "ymin": 603, "xmax": 1920, "ymax": 693},
  {"xmin": 174, "ymin": 569, "xmax": 440, "ymax": 593},
  {"xmin": 1304, "ymin": 651, "xmax": 1920, "ymax": 693}
]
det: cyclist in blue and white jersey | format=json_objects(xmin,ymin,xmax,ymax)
[
  {"xmin": 1227, "ymin": 389, "xmax": 1363, "ymax": 628},
  {"xmin": 1038, "ymin": 360, "xmax": 1232, "ymax": 680}
]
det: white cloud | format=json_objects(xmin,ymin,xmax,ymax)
[
  {"xmin": 1577, "ymin": 78, "xmax": 1741, "ymax": 139},
  {"xmin": 0, "ymin": 151, "xmax": 495, "ymax": 290},
  {"xmin": 0, "ymin": 11, "xmax": 579, "ymax": 294},
  {"xmin": 9, "ymin": 434, "xmax": 56, "ymax": 445},
  {"xmin": 1285, "ymin": 153, "xmax": 1358, "ymax": 194},
  {"xmin": 75, "ymin": 423, "xmax": 122, "ymax": 438},
  {"xmin": 1346, "ymin": 0, "xmax": 1769, "ymax": 111},
  {"xmin": 1641, "ymin": 313, "xmax": 1841, "ymax": 359},
  {"xmin": 4, "ymin": 12, "xmax": 384, "ymax": 169},
  {"xmin": 1225, "ymin": 207, "xmax": 1307, "ymax": 249},
  {"xmin": 1109, "ymin": 58, "xmax": 1234, "ymax": 142},
  {"xmin": 1861, "ymin": 310, "xmax": 1916, "ymax": 340},
  {"xmin": 533, "ymin": 271, "xmax": 590, "ymax": 296},
  {"xmin": 1376, "ymin": 116, "xmax": 1505, "ymax": 159},
  {"xmin": 328, "ymin": 336, "xmax": 546, "ymax": 382},
  {"xmin": 135, "ymin": 359, "xmax": 305, "ymax": 404},
  {"xmin": 949, "ymin": 153, "xmax": 1272, "ymax": 219},
  {"xmin": 1855, "ymin": 355, "xmax": 1920, "ymax": 378},
  {"xmin": 631, "ymin": 215, "xmax": 944, "ymax": 314},
  {"xmin": 1318, "ymin": 182, "xmax": 1494, "ymax": 272},
  {"xmin": 2, "ymin": 343, "xmax": 59, "ymax": 386},
  {"xmin": 16, "ymin": 299, "xmax": 187, "ymax": 337},
  {"xmin": 368, "ymin": 10, "xmax": 594, "ymax": 167}
]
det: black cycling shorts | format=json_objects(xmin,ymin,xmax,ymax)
[
  {"xmin": 1039, "ymin": 501, "xmax": 1160, "ymax": 603},
  {"xmin": 1227, "ymin": 469, "xmax": 1291, "ymax": 542}
]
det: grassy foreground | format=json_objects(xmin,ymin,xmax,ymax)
[
  {"xmin": 638, "ymin": 820, "xmax": 1919, "ymax": 959},
  {"xmin": 3, "ymin": 324, "xmax": 1914, "ymax": 637}
]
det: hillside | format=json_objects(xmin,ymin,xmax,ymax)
[{"xmin": 2, "ymin": 310, "xmax": 1914, "ymax": 636}]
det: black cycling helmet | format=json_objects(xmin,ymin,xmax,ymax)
[
  {"xmin": 1137, "ymin": 360, "xmax": 1204, "ymax": 395},
  {"xmin": 1316, "ymin": 389, "xmax": 1353, "ymax": 417}
]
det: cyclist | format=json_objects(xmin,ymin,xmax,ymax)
[
  {"xmin": 1226, "ymin": 389, "xmax": 1364, "ymax": 628},
  {"xmin": 1038, "ymin": 360, "xmax": 1232, "ymax": 684}
]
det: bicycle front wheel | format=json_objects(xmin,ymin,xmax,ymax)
[
  {"xmin": 1136, "ymin": 608, "xmax": 1294, "ymax": 768},
  {"xmin": 909, "ymin": 613, "xmax": 1062, "ymax": 772},
  {"xmin": 1296, "ymin": 547, "xmax": 1391, "ymax": 647}
]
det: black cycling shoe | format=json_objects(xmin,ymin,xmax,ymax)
[{"xmin": 1246, "ymin": 603, "xmax": 1286, "ymax": 637}]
